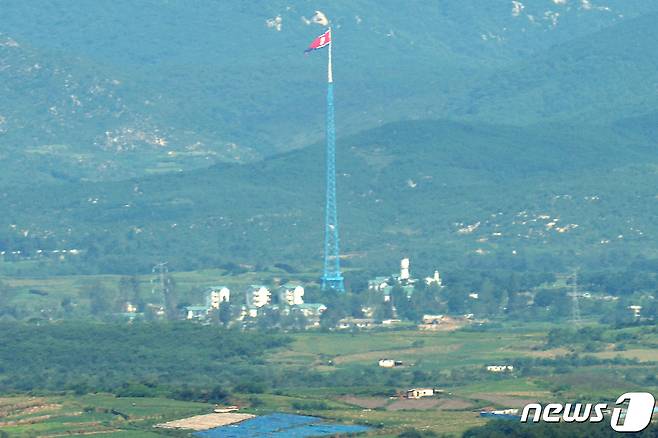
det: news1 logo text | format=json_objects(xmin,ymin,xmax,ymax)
[{"xmin": 521, "ymin": 392, "xmax": 656, "ymax": 432}]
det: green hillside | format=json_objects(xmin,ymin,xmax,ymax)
[
  {"xmin": 465, "ymin": 12, "xmax": 658, "ymax": 124},
  {"xmin": 1, "ymin": 1, "xmax": 658, "ymax": 186},
  {"xmin": 2, "ymin": 117, "xmax": 658, "ymax": 278},
  {"xmin": 1, "ymin": 1, "xmax": 658, "ymax": 279}
]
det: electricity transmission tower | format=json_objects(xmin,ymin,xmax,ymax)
[
  {"xmin": 569, "ymin": 271, "xmax": 582, "ymax": 328},
  {"xmin": 151, "ymin": 261, "xmax": 178, "ymax": 320},
  {"xmin": 151, "ymin": 262, "xmax": 168, "ymax": 303}
]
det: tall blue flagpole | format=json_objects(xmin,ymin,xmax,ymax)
[{"xmin": 321, "ymin": 28, "xmax": 345, "ymax": 293}]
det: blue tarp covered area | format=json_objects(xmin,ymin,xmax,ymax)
[{"xmin": 194, "ymin": 413, "xmax": 370, "ymax": 437}]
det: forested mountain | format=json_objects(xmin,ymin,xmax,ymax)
[
  {"xmin": 1, "ymin": 1, "xmax": 658, "ymax": 277},
  {"xmin": 3, "ymin": 116, "xmax": 658, "ymax": 276},
  {"xmin": 463, "ymin": 11, "xmax": 658, "ymax": 124},
  {"xmin": 1, "ymin": 1, "xmax": 658, "ymax": 184}
]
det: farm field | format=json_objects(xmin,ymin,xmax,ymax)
[
  {"xmin": 0, "ymin": 394, "xmax": 208, "ymax": 437},
  {"xmin": 2, "ymin": 322, "xmax": 655, "ymax": 437}
]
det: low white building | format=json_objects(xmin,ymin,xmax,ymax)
[
  {"xmin": 368, "ymin": 276, "xmax": 390, "ymax": 292},
  {"xmin": 425, "ymin": 270, "xmax": 443, "ymax": 287},
  {"xmin": 422, "ymin": 314, "xmax": 444, "ymax": 325},
  {"xmin": 406, "ymin": 388, "xmax": 435, "ymax": 399},
  {"xmin": 239, "ymin": 305, "xmax": 260, "ymax": 319},
  {"xmin": 628, "ymin": 305, "xmax": 642, "ymax": 318},
  {"xmin": 186, "ymin": 306, "xmax": 209, "ymax": 320},
  {"xmin": 486, "ymin": 365, "xmax": 514, "ymax": 373},
  {"xmin": 378, "ymin": 359, "xmax": 403, "ymax": 368},
  {"xmin": 337, "ymin": 317, "xmax": 375, "ymax": 329},
  {"xmin": 382, "ymin": 319, "xmax": 402, "ymax": 325},
  {"xmin": 295, "ymin": 303, "xmax": 327, "ymax": 318},
  {"xmin": 124, "ymin": 302, "xmax": 138, "ymax": 313}
]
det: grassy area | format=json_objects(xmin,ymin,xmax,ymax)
[
  {"xmin": 1, "ymin": 322, "xmax": 656, "ymax": 437},
  {"xmin": 0, "ymin": 394, "xmax": 208, "ymax": 437},
  {"xmin": 278, "ymin": 325, "xmax": 563, "ymax": 370}
]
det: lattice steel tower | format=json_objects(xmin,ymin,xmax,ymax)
[
  {"xmin": 570, "ymin": 270, "xmax": 582, "ymax": 328},
  {"xmin": 320, "ymin": 32, "xmax": 345, "ymax": 292}
]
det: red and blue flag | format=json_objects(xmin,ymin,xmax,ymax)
[{"xmin": 305, "ymin": 29, "xmax": 331, "ymax": 53}]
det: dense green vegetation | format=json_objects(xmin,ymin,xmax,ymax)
[
  {"xmin": 0, "ymin": 322, "xmax": 289, "ymax": 396},
  {"xmin": 1, "ymin": 321, "xmax": 656, "ymax": 436},
  {"xmin": 2, "ymin": 321, "xmax": 655, "ymax": 396},
  {"xmin": 4, "ymin": 117, "xmax": 658, "ymax": 281}
]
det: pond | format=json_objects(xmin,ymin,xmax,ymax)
[{"xmin": 194, "ymin": 413, "xmax": 371, "ymax": 437}]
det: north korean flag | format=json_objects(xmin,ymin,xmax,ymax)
[{"xmin": 304, "ymin": 29, "xmax": 331, "ymax": 53}]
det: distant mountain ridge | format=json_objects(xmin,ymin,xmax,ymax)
[{"xmin": 1, "ymin": 1, "xmax": 658, "ymax": 185}]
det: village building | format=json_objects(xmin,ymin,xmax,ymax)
[
  {"xmin": 186, "ymin": 306, "xmax": 209, "ymax": 320},
  {"xmin": 238, "ymin": 304, "xmax": 264, "ymax": 319},
  {"xmin": 378, "ymin": 359, "xmax": 403, "ymax": 368},
  {"xmin": 628, "ymin": 305, "xmax": 642, "ymax": 318},
  {"xmin": 124, "ymin": 302, "xmax": 138, "ymax": 313},
  {"xmin": 382, "ymin": 286, "xmax": 394, "ymax": 302},
  {"xmin": 406, "ymin": 388, "xmax": 435, "ymax": 399},
  {"xmin": 118, "ymin": 302, "xmax": 143, "ymax": 322},
  {"xmin": 392, "ymin": 258, "xmax": 416, "ymax": 286},
  {"xmin": 291, "ymin": 303, "xmax": 326, "ymax": 327},
  {"xmin": 246, "ymin": 285, "xmax": 271, "ymax": 308},
  {"xmin": 382, "ymin": 318, "xmax": 402, "ymax": 325},
  {"xmin": 207, "ymin": 286, "xmax": 230, "ymax": 309},
  {"xmin": 295, "ymin": 303, "xmax": 326, "ymax": 317},
  {"xmin": 368, "ymin": 258, "xmax": 444, "ymax": 302},
  {"xmin": 486, "ymin": 365, "xmax": 514, "ymax": 373},
  {"xmin": 213, "ymin": 405, "xmax": 240, "ymax": 413},
  {"xmin": 399, "ymin": 258, "xmax": 411, "ymax": 282},
  {"xmin": 421, "ymin": 314, "xmax": 444, "ymax": 325},
  {"xmin": 368, "ymin": 276, "xmax": 390, "ymax": 292},
  {"xmin": 146, "ymin": 303, "xmax": 166, "ymax": 317},
  {"xmin": 424, "ymin": 270, "xmax": 443, "ymax": 287},
  {"xmin": 337, "ymin": 317, "xmax": 376, "ymax": 329},
  {"xmin": 278, "ymin": 283, "xmax": 305, "ymax": 306}
]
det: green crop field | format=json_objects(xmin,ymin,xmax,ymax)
[
  {"xmin": 0, "ymin": 394, "xmax": 208, "ymax": 437},
  {"xmin": 3, "ymin": 322, "xmax": 654, "ymax": 436}
]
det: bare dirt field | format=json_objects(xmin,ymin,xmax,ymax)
[
  {"xmin": 594, "ymin": 348, "xmax": 658, "ymax": 362},
  {"xmin": 0, "ymin": 397, "xmax": 64, "ymax": 427},
  {"xmin": 435, "ymin": 398, "xmax": 474, "ymax": 410},
  {"xmin": 155, "ymin": 412, "xmax": 255, "ymax": 431},
  {"xmin": 518, "ymin": 347, "xmax": 570, "ymax": 358},
  {"xmin": 387, "ymin": 398, "xmax": 440, "ymax": 411}
]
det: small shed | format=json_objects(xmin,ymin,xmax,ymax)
[{"xmin": 406, "ymin": 388, "xmax": 435, "ymax": 399}]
